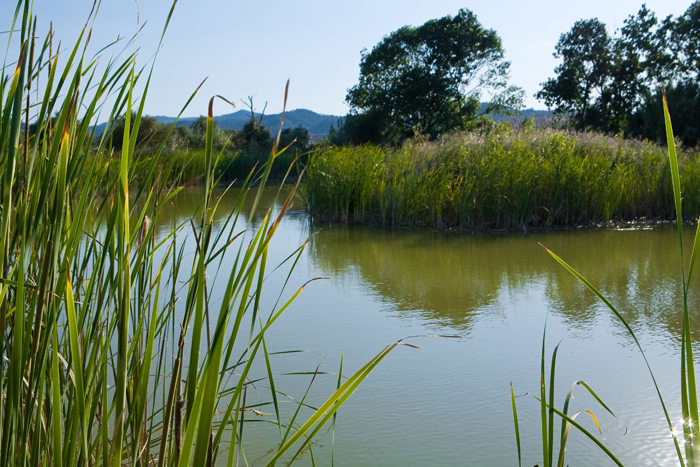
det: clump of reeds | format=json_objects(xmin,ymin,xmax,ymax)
[
  {"xmin": 304, "ymin": 125, "xmax": 700, "ymax": 229},
  {"xmin": 512, "ymin": 92, "xmax": 700, "ymax": 466},
  {"xmin": 510, "ymin": 321, "xmax": 627, "ymax": 467},
  {"xmin": 0, "ymin": 2, "xmax": 399, "ymax": 466}
]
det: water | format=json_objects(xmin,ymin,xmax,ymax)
[{"xmin": 163, "ymin": 185, "xmax": 697, "ymax": 467}]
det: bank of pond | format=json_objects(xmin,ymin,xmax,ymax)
[{"xmin": 303, "ymin": 126, "xmax": 700, "ymax": 230}]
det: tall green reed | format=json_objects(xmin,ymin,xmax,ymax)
[
  {"xmin": 512, "ymin": 91, "xmax": 700, "ymax": 466},
  {"xmin": 304, "ymin": 126, "xmax": 697, "ymax": 229},
  {"xmin": 0, "ymin": 2, "xmax": 405, "ymax": 466},
  {"xmin": 511, "ymin": 322, "xmax": 627, "ymax": 467}
]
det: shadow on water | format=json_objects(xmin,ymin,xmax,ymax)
[{"xmin": 308, "ymin": 222, "xmax": 699, "ymax": 346}]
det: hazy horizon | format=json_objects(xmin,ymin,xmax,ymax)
[{"xmin": 1, "ymin": 0, "xmax": 694, "ymax": 118}]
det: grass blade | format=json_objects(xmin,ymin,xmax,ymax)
[{"xmin": 510, "ymin": 381, "xmax": 522, "ymax": 467}]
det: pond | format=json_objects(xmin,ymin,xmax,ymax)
[{"xmin": 163, "ymin": 185, "xmax": 696, "ymax": 467}]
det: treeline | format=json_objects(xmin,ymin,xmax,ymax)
[
  {"xmin": 105, "ymin": 112, "xmax": 310, "ymax": 182},
  {"xmin": 326, "ymin": 3, "xmax": 700, "ymax": 149},
  {"xmin": 538, "ymin": 2, "xmax": 700, "ymax": 146}
]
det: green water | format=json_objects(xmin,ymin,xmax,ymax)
[{"xmin": 165, "ymin": 186, "xmax": 696, "ymax": 467}]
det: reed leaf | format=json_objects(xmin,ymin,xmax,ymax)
[
  {"xmin": 0, "ymin": 4, "xmax": 415, "ymax": 467},
  {"xmin": 510, "ymin": 381, "xmax": 522, "ymax": 467}
]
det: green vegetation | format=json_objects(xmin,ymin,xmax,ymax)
[
  {"xmin": 538, "ymin": 2, "xmax": 700, "ymax": 147},
  {"xmin": 511, "ymin": 327, "xmax": 626, "ymax": 467},
  {"xmin": 334, "ymin": 8, "xmax": 524, "ymax": 145},
  {"xmin": 309, "ymin": 3, "xmax": 700, "ymax": 231},
  {"xmin": 0, "ymin": 2, "xmax": 400, "ymax": 467},
  {"xmin": 106, "ymin": 111, "xmax": 310, "ymax": 184},
  {"xmin": 306, "ymin": 123, "xmax": 700, "ymax": 229},
  {"xmin": 8, "ymin": 0, "xmax": 700, "ymax": 465},
  {"xmin": 510, "ymin": 95, "xmax": 700, "ymax": 467}
]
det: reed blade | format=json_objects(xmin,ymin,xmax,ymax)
[{"xmin": 510, "ymin": 381, "xmax": 522, "ymax": 467}]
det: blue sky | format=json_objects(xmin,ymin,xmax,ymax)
[{"xmin": 3, "ymin": 0, "xmax": 695, "ymax": 118}]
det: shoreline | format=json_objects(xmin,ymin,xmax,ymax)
[{"xmin": 306, "ymin": 214, "xmax": 691, "ymax": 233}]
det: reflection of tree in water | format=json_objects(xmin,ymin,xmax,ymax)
[
  {"xmin": 152, "ymin": 185, "xmax": 297, "ymax": 232},
  {"xmin": 309, "ymin": 224, "xmax": 699, "ymax": 343}
]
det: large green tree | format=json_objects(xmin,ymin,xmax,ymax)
[
  {"xmin": 538, "ymin": 2, "xmax": 700, "ymax": 145},
  {"xmin": 672, "ymin": 1, "xmax": 700, "ymax": 79},
  {"xmin": 345, "ymin": 8, "xmax": 524, "ymax": 143},
  {"xmin": 536, "ymin": 19, "xmax": 616, "ymax": 129}
]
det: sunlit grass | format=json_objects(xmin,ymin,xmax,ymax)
[
  {"xmin": 0, "ymin": 2, "xmax": 400, "ymax": 467},
  {"xmin": 304, "ymin": 126, "xmax": 700, "ymax": 229},
  {"xmin": 514, "ymin": 90, "xmax": 700, "ymax": 467}
]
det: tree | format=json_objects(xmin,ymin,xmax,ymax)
[
  {"xmin": 537, "ymin": 4, "xmax": 698, "ymax": 138},
  {"xmin": 345, "ymin": 8, "xmax": 524, "ymax": 143},
  {"xmin": 617, "ymin": 4, "xmax": 674, "ymax": 83},
  {"xmin": 672, "ymin": 1, "xmax": 700, "ymax": 79},
  {"xmin": 242, "ymin": 117, "xmax": 271, "ymax": 153},
  {"xmin": 327, "ymin": 111, "xmax": 385, "ymax": 146},
  {"xmin": 628, "ymin": 81, "xmax": 700, "ymax": 147},
  {"xmin": 537, "ymin": 19, "xmax": 614, "ymax": 129},
  {"xmin": 109, "ymin": 113, "xmax": 170, "ymax": 153},
  {"xmin": 278, "ymin": 126, "xmax": 309, "ymax": 154},
  {"xmin": 188, "ymin": 116, "xmax": 233, "ymax": 151}
]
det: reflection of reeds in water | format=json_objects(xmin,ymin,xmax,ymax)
[
  {"xmin": 310, "ymin": 224, "xmax": 698, "ymax": 342},
  {"xmin": 154, "ymin": 185, "xmax": 296, "ymax": 231},
  {"xmin": 511, "ymin": 94, "xmax": 700, "ymax": 467},
  {"xmin": 0, "ymin": 3, "xmax": 395, "ymax": 467}
]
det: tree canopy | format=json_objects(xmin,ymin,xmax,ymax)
[
  {"xmin": 536, "ymin": 19, "xmax": 614, "ymax": 129},
  {"xmin": 344, "ymin": 9, "xmax": 524, "ymax": 144},
  {"xmin": 538, "ymin": 2, "xmax": 700, "ymax": 146}
]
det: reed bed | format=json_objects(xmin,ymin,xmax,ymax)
[
  {"xmin": 304, "ymin": 126, "xmax": 700, "ymax": 229},
  {"xmin": 509, "ymin": 95, "xmax": 700, "ymax": 467},
  {"xmin": 0, "ymin": 2, "xmax": 401, "ymax": 467}
]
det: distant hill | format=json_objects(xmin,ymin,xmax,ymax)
[
  {"xmin": 152, "ymin": 108, "xmax": 343, "ymax": 136},
  {"xmin": 493, "ymin": 108, "xmax": 558, "ymax": 128},
  {"xmin": 93, "ymin": 106, "xmax": 554, "ymax": 138},
  {"xmin": 478, "ymin": 104, "xmax": 555, "ymax": 124},
  {"xmin": 511, "ymin": 108, "xmax": 555, "ymax": 119}
]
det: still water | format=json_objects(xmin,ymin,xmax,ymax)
[{"xmin": 163, "ymin": 185, "xmax": 698, "ymax": 467}]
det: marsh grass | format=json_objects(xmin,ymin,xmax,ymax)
[
  {"xmin": 510, "ymin": 322, "xmax": 627, "ymax": 467},
  {"xmin": 0, "ymin": 2, "xmax": 406, "ymax": 466},
  {"xmin": 511, "ymin": 91, "xmax": 700, "ymax": 467},
  {"xmin": 305, "ymin": 126, "xmax": 700, "ymax": 229}
]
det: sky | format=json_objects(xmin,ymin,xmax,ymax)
[{"xmin": 2, "ymin": 0, "xmax": 696, "ymax": 118}]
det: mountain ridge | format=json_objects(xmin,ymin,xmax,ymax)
[
  {"xmin": 92, "ymin": 106, "xmax": 554, "ymax": 137},
  {"xmin": 153, "ymin": 108, "xmax": 343, "ymax": 135}
]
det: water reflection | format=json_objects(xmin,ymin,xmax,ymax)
[
  {"xmin": 151, "ymin": 186, "xmax": 697, "ymax": 348},
  {"xmin": 309, "ymin": 223, "xmax": 699, "ymax": 345},
  {"xmin": 153, "ymin": 186, "xmax": 694, "ymax": 467},
  {"xmin": 152, "ymin": 185, "xmax": 298, "ymax": 232}
]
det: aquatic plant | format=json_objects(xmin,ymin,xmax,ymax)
[
  {"xmin": 510, "ymin": 322, "xmax": 626, "ymax": 467},
  {"xmin": 304, "ymin": 125, "xmax": 700, "ymax": 229},
  {"xmin": 0, "ymin": 2, "xmax": 400, "ymax": 466},
  {"xmin": 512, "ymin": 91, "xmax": 700, "ymax": 466}
]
